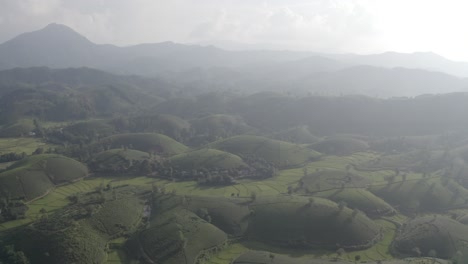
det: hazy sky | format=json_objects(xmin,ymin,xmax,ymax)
[{"xmin": 1, "ymin": 0, "xmax": 468, "ymax": 60}]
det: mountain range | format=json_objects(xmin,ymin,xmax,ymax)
[{"xmin": 1, "ymin": 23, "xmax": 468, "ymax": 97}]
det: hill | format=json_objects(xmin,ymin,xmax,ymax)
[
  {"xmin": 0, "ymin": 119, "xmax": 35, "ymax": 137},
  {"xmin": 4, "ymin": 186, "xmax": 146, "ymax": 264},
  {"xmin": 128, "ymin": 192, "xmax": 228, "ymax": 264},
  {"xmin": 233, "ymin": 251, "xmax": 450, "ymax": 264},
  {"xmin": 393, "ymin": 215, "xmax": 468, "ymax": 259},
  {"xmin": 191, "ymin": 114, "xmax": 253, "ymax": 139},
  {"xmin": 309, "ymin": 137, "xmax": 369, "ymax": 156},
  {"xmin": 296, "ymin": 169, "xmax": 394, "ymax": 216},
  {"xmin": 248, "ymin": 195, "xmax": 381, "ymax": 250},
  {"xmin": 272, "ymin": 126, "xmax": 321, "ymax": 144},
  {"xmin": 0, "ymin": 67, "xmax": 171, "ymax": 122},
  {"xmin": 209, "ymin": 135, "xmax": 321, "ymax": 168},
  {"xmin": 97, "ymin": 133, "xmax": 189, "ymax": 156},
  {"xmin": 357, "ymin": 150, "xmax": 449, "ymax": 173},
  {"xmin": 117, "ymin": 114, "xmax": 190, "ymax": 141},
  {"xmin": 370, "ymin": 176, "xmax": 468, "ymax": 212},
  {"xmin": 169, "ymin": 149, "xmax": 248, "ymax": 170},
  {"xmin": 0, "ymin": 154, "xmax": 88, "ymax": 201},
  {"xmin": 88, "ymin": 148, "xmax": 152, "ymax": 174}
]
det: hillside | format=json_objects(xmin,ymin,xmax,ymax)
[
  {"xmin": 248, "ymin": 196, "xmax": 381, "ymax": 249},
  {"xmin": 97, "ymin": 133, "xmax": 189, "ymax": 156},
  {"xmin": 0, "ymin": 154, "xmax": 88, "ymax": 201},
  {"xmin": 394, "ymin": 216, "xmax": 468, "ymax": 259},
  {"xmin": 209, "ymin": 135, "xmax": 321, "ymax": 168},
  {"xmin": 169, "ymin": 149, "xmax": 248, "ymax": 170}
]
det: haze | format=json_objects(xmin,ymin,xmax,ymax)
[{"xmin": 1, "ymin": 0, "xmax": 468, "ymax": 61}]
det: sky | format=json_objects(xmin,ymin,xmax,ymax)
[{"xmin": 1, "ymin": 0, "xmax": 468, "ymax": 61}]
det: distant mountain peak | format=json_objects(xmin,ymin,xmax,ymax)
[{"xmin": 1, "ymin": 23, "xmax": 92, "ymax": 47}]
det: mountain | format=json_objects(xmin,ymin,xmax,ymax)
[
  {"xmin": 0, "ymin": 67, "xmax": 173, "ymax": 122},
  {"xmin": 1, "ymin": 23, "xmax": 468, "ymax": 97},
  {"xmin": 0, "ymin": 23, "xmax": 117, "ymax": 69},
  {"xmin": 342, "ymin": 51, "xmax": 468, "ymax": 78},
  {"xmin": 290, "ymin": 65, "xmax": 468, "ymax": 97},
  {"xmin": 0, "ymin": 23, "xmax": 318, "ymax": 75}
]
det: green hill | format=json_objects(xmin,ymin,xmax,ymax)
[
  {"xmin": 358, "ymin": 150, "xmax": 449, "ymax": 173},
  {"xmin": 370, "ymin": 177, "xmax": 468, "ymax": 212},
  {"xmin": 310, "ymin": 137, "xmax": 369, "ymax": 156},
  {"xmin": 169, "ymin": 149, "xmax": 248, "ymax": 170},
  {"xmin": 53, "ymin": 120, "xmax": 115, "ymax": 144},
  {"xmin": 248, "ymin": 195, "xmax": 381, "ymax": 250},
  {"xmin": 186, "ymin": 196, "xmax": 251, "ymax": 236},
  {"xmin": 0, "ymin": 119, "xmax": 35, "ymax": 137},
  {"xmin": 297, "ymin": 170, "xmax": 395, "ymax": 217},
  {"xmin": 233, "ymin": 251, "xmax": 450, "ymax": 264},
  {"xmin": 89, "ymin": 148, "xmax": 152, "ymax": 174},
  {"xmin": 98, "ymin": 133, "xmax": 189, "ymax": 156},
  {"xmin": 191, "ymin": 114, "xmax": 253, "ymax": 137},
  {"xmin": 394, "ymin": 215, "xmax": 468, "ymax": 259},
  {"xmin": 0, "ymin": 154, "xmax": 88, "ymax": 201},
  {"xmin": 209, "ymin": 135, "xmax": 321, "ymax": 168},
  {"xmin": 5, "ymin": 187, "xmax": 146, "ymax": 264},
  {"xmin": 117, "ymin": 114, "xmax": 190, "ymax": 141},
  {"xmin": 128, "ymin": 192, "xmax": 228, "ymax": 264},
  {"xmin": 272, "ymin": 126, "xmax": 321, "ymax": 144}
]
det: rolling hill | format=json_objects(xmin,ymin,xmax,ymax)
[{"xmin": 209, "ymin": 135, "xmax": 321, "ymax": 168}]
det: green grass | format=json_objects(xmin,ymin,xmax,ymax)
[
  {"xmin": 310, "ymin": 137, "xmax": 369, "ymax": 156},
  {"xmin": 90, "ymin": 148, "xmax": 151, "ymax": 173},
  {"xmin": 370, "ymin": 175, "xmax": 468, "ymax": 212},
  {"xmin": 272, "ymin": 126, "xmax": 321, "ymax": 144},
  {"xmin": 0, "ymin": 119, "xmax": 35, "ymax": 137},
  {"xmin": 358, "ymin": 150, "xmax": 448, "ymax": 173},
  {"xmin": 248, "ymin": 195, "xmax": 381, "ymax": 249},
  {"xmin": 0, "ymin": 137, "xmax": 53, "ymax": 155},
  {"xmin": 133, "ymin": 206, "xmax": 228, "ymax": 264},
  {"xmin": 218, "ymin": 218, "xmax": 397, "ymax": 263},
  {"xmin": 0, "ymin": 154, "xmax": 88, "ymax": 200},
  {"xmin": 169, "ymin": 148, "xmax": 248, "ymax": 170},
  {"xmin": 98, "ymin": 133, "xmax": 189, "ymax": 156},
  {"xmin": 88, "ymin": 197, "xmax": 144, "ymax": 237},
  {"xmin": 209, "ymin": 135, "xmax": 321, "ymax": 168},
  {"xmin": 394, "ymin": 215, "xmax": 468, "ymax": 259},
  {"xmin": 0, "ymin": 151, "xmax": 457, "ymax": 264}
]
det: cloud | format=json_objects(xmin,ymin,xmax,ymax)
[
  {"xmin": 188, "ymin": 1, "xmax": 378, "ymax": 53},
  {"xmin": 0, "ymin": 0, "xmax": 468, "ymax": 60}
]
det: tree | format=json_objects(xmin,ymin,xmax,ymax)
[
  {"xmin": 412, "ymin": 247, "xmax": 421, "ymax": 257},
  {"xmin": 269, "ymin": 253, "xmax": 275, "ymax": 263},
  {"xmin": 336, "ymin": 248, "xmax": 345, "ymax": 260},
  {"xmin": 338, "ymin": 201, "xmax": 347, "ymax": 211},
  {"xmin": 32, "ymin": 147, "xmax": 44, "ymax": 155},
  {"xmin": 352, "ymin": 208, "xmax": 359, "ymax": 218},
  {"xmin": 428, "ymin": 249, "xmax": 437, "ymax": 260},
  {"xmin": 250, "ymin": 191, "xmax": 257, "ymax": 202},
  {"xmin": 308, "ymin": 197, "xmax": 315, "ymax": 207},
  {"xmin": 39, "ymin": 208, "xmax": 48, "ymax": 220},
  {"xmin": 354, "ymin": 255, "xmax": 361, "ymax": 263}
]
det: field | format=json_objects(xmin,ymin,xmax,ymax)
[
  {"xmin": 0, "ymin": 137, "xmax": 53, "ymax": 155},
  {"xmin": 0, "ymin": 150, "xmax": 463, "ymax": 264}
]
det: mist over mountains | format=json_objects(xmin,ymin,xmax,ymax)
[{"xmin": 1, "ymin": 23, "xmax": 468, "ymax": 97}]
